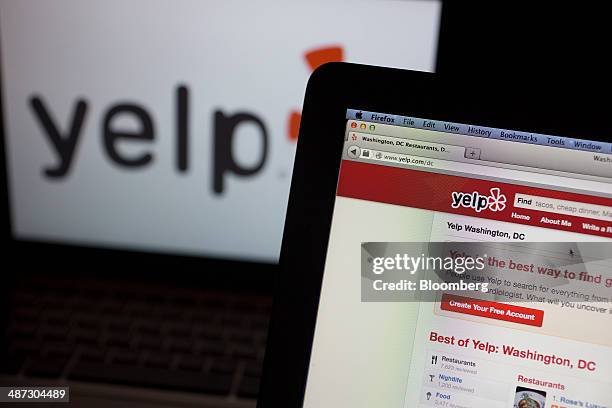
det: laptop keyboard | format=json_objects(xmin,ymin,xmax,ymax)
[{"xmin": 1, "ymin": 280, "xmax": 270, "ymax": 399}]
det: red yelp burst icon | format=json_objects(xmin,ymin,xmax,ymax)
[
  {"xmin": 487, "ymin": 188, "xmax": 507, "ymax": 212},
  {"xmin": 287, "ymin": 46, "xmax": 345, "ymax": 141}
]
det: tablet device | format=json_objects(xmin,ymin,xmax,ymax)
[{"xmin": 259, "ymin": 63, "xmax": 612, "ymax": 408}]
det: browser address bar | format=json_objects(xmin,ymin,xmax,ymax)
[{"xmin": 355, "ymin": 148, "xmax": 612, "ymax": 196}]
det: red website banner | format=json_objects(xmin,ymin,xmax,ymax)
[{"xmin": 337, "ymin": 161, "xmax": 612, "ymax": 238}]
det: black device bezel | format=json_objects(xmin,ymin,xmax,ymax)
[{"xmin": 257, "ymin": 62, "xmax": 611, "ymax": 407}]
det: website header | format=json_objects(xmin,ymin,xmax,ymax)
[{"xmin": 337, "ymin": 160, "xmax": 612, "ymax": 238}]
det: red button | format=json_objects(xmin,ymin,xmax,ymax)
[{"xmin": 440, "ymin": 294, "xmax": 544, "ymax": 327}]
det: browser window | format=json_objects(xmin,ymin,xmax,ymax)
[{"xmin": 302, "ymin": 110, "xmax": 612, "ymax": 407}]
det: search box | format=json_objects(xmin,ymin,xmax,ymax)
[{"xmin": 514, "ymin": 194, "xmax": 612, "ymax": 222}]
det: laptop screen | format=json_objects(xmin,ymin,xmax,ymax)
[
  {"xmin": 303, "ymin": 110, "xmax": 612, "ymax": 406},
  {"xmin": 0, "ymin": 1, "xmax": 441, "ymax": 264}
]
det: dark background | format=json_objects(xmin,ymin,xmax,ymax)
[{"xmin": 438, "ymin": 3, "xmax": 610, "ymax": 133}]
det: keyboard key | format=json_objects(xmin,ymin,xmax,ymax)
[
  {"xmin": 209, "ymin": 358, "xmax": 236, "ymax": 375},
  {"xmin": 135, "ymin": 320, "xmax": 161, "ymax": 334},
  {"xmin": 191, "ymin": 311, "xmax": 217, "ymax": 324},
  {"xmin": 39, "ymin": 325, "xmax": 69, "ymax": 341},
  {"xmin": 11, "ymin": 338, "xmax": 40, "ymax": 355},
  {"xmin": 72, "ymin": 328, "xmax": 100, "ymax": 344},
  {"xmin": 248, "ymin": 316, "xmax": 270, "ymax": 330},
  {"xmin": 194, "ymin": 325, "xmax": 223, "ymax": 341},
  {"xmin": 68, "ymin": 298, "xmax": 97, "ymax": 312},
  {"xmin": 176, "ymin": 355, "xmax": 206, "ymax": 372},
  {"xmin": 167, "ymin": 323, "xmax": 191, "ymax": 337},
  {"xmin": 111, "ymin": 349, "xmax": 140, "ymax": 365},
  {"xmin": 169, "ymin": 296, "xmax": 197, "ymax": 308},
  {"xmin": 137, "ymin": 336, "xmax": 163, "ymax": 350},
  {"xmin": 124, "ymin": 302, "xmax": 152, "ymax": 317},
  {"xmin": 221, "ymin": 315, "xmax": 241, "ymax": 326},
  {"xmin": 13, "ymin": 306, "xmax": 40, "ymax": 321},
  {"xmin": 237, "ymin": 376, "xmax": 260, "ymax": 398},
  {"xmin": 243, "ymin": 361, "xmax": 263, "ymax": 377},
  {"xmin": 200, "ymin": 297, "xmax": 227, "ymax": 310},
  {"xmin": 25, "ymin": 356, "xmax": 68, "ymax": 378},
  {"xmin": 79, "ymin": 347, "xmax": 107, "ymax": 363},
  {"xmin": 105, "ymin": 333, "xmax": 132, "ymax": 348},
  {"xmin": 228, "ymin": 329, "xmax": 253, "ymax": 344},
  {"xmin": 196, "ymin": 340, "xmax": 225, "ymax": 356},
  {"xmin": 256, "ymin": 330, "xmax": 268, "ymax": 345},
  {"xmin": 74, "ymin": 316, "xmax": 100, "ymax": 329},
  {"xmin": 43, "ymin": 342, "xmax": 74, "ymax": 359},
  {"xmin": 232, "ymin": 345, "xmax": 258, "ymax": 360},
  {"xmin": 99, "ymin": 300, "xmax": 123, "ymax": 315},
  {"xmin": 168, "ymin": 338, "xmax": 193, "ymax": 353},
  {"xmin": 107, "ymin": 317, "xmax": 131, "ymax": 332},
  {"xmin": 11, "ymin": 289, "xmax": 40, "ymax": 305},
  {"xmin": 232, "ymin": 300, "xmax": 259, "ymax": 313},
  {"xmin": 144, "ymin": 352, "xmax": 173, "ymax": 369},
  {"xmin": 43, "ymin": 310, "xmax": 71, "ymax": 325},
  {"xmin": 40, "ymin": 294, "xmax": 68, "ymax": 309},
  {"xmin": 69, "ymin": 362, "xmax": 233, "ymax": 395},
  {"xmin": 9, "ymin": 322, "xmax": 38, "ymax": 338},
  {"xmin": 158, "ymin": 306, "xmax": 186, "ymax": 321}
]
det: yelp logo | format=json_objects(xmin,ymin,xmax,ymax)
[
  {"xmin": 29, "ymin": 44, "xmax": 344, "ymax": 195},
  {"xmin": 451, "ymin": 188, "xmax": 507, "ymax": 212}
]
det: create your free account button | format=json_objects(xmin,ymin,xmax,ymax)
[{"xmin": 440, "ymin": 294, "xmax": 544, "ymax": 327}]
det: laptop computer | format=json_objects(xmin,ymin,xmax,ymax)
[
  {"xmin": 0, "ymin": 1, "xmax": 442, "ymax": 406},
  {"xmin": 258, "ymin": 64, "xmax": 612, "ymax": 407}
]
